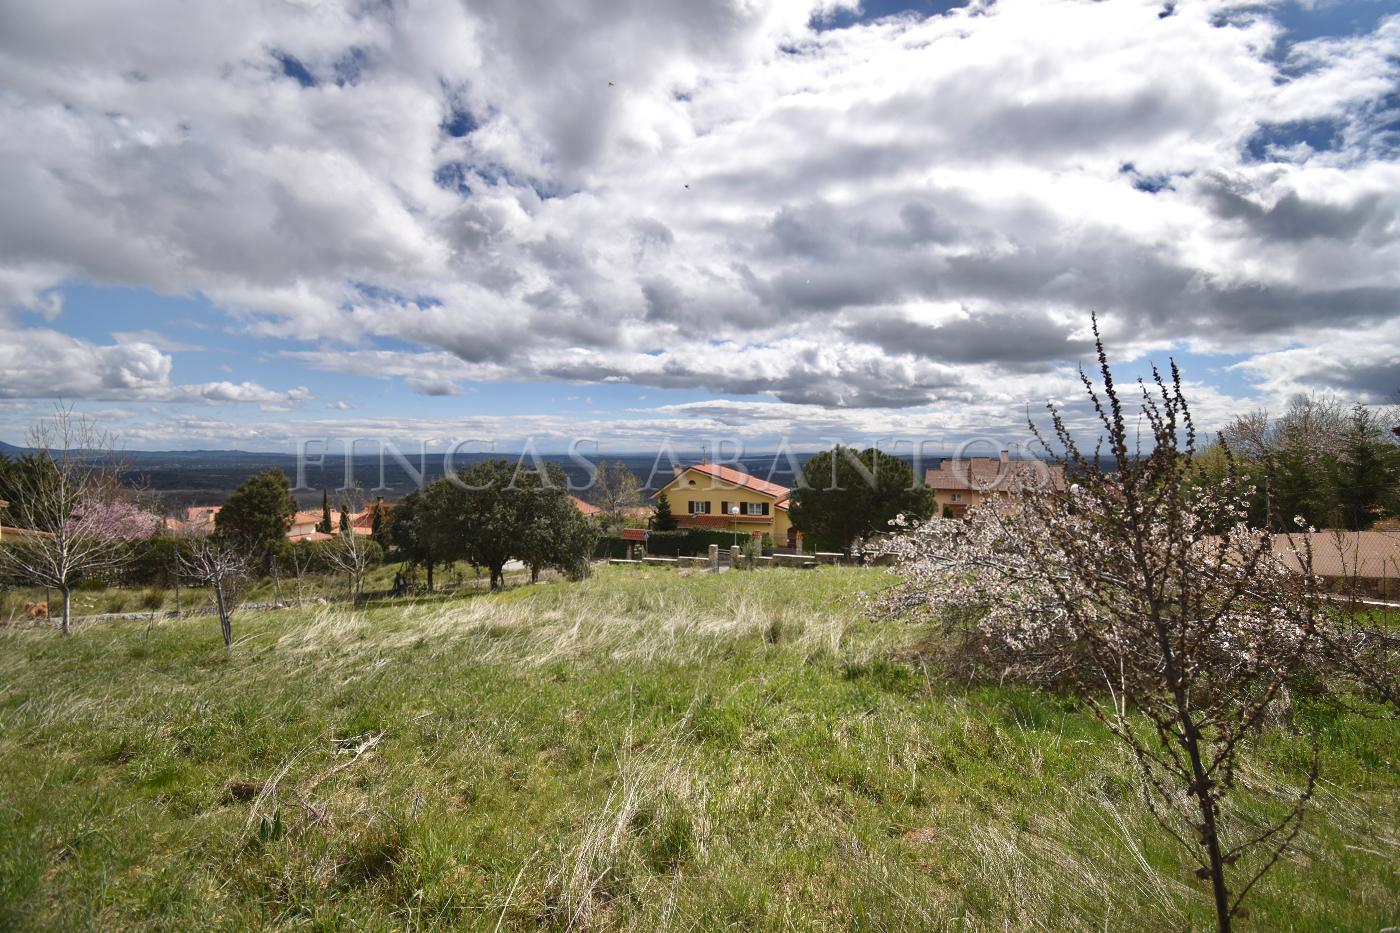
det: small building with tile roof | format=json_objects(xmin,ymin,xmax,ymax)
[{"xmin": 923, "ymin": 451, "xmax": 1066, "ymax": 518}]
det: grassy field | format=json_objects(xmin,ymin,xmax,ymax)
[
  {"xmin": 0, "ymin": 566, "xmax": 1396, "ymax": 930},
  {"xmin": 0, "ymin": 560, "xmax": 522, "ymax": 621}
]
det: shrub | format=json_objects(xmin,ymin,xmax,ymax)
[
  {"xmin": 644, "ymin": 530, "xmax": 736, "ymax": 557},
  {"xmin": 873, "ymin": 318, "xmax": 1397, "ymax": 932},
  {"xmin": 140, "ymin": 588, "xmax": 166, "ymax": 614}
]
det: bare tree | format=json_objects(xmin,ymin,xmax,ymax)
[
  {"xmin": 322, "ymin": 530, "xmax": 378, "ymax": 603},
  {"xmin": 178, "ymin": 534, "xmax": 249, "ymax": 649},
  {"xmin": 873, "ymin": 320, "xmax": 1396, "ymax": 932},
  {"xmin": 1221, "ymin": 392, "xmax": 1351, "ymax": 460},
  {"xmin": 590, "ymin": 460, "xmax": 643, "ymax": 528},
  {"xmin": 286, "ymin": 542, "xmax": 316, "ymax": 605},
  {"xmin": 0, "ymin": 407, "xmax": 133, "ymax": 635}
]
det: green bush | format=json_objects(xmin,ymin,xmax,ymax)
[
  {"xmin": 594, "ymin": 537, "xmax": 635, "ymax": 560},
  {"xmin": 122, "ymin": 535, "xmax": 191, "ymax": 587},
  {"xmin": 643, "ymin": 530, "xmax": 740, "ymax": 557},
  {"xmin": 103, "ymin": 591, "xmax": 128, "ymax": 614}
]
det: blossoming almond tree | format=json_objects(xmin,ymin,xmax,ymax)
[
  {"xmin": 873, "ymin": 321, "xmax": 1396, "ymax": 933},
  {"xmin": 0, "ymin": 408, "xmax": 136, "ymax": 635}
]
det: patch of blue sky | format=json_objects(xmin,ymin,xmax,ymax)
[
  {"xmin": 350, "ymin": 282, "xmax": 442, "ymax": 309},
  {"xmin": 1116, "ymin": 346, "xmax": 1262, "ymax": 401},
  {"xmin": 272, "ymin": 51, "xmax": 316, "ymax": 88},
  {"xmin": 433, "ymin": 161, "xmax": 473, "ymax": 196},
  {"xmin": 809, "ymin": 0, "xmax": 972, "ymax": 32},
  {"xmin": 1245, "ymin": 118, "xmax": 1345, "ymax": 161},
  {"xmin": 441, "ymin": 107, "xmax": 478, "ymax": 138},
  {"xmin": 1267, "ymin": 0, "xmax": 1395, "ymax": 44}
]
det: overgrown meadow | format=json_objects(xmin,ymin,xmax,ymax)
[{"xmin": 1, "ymin": 567, "xmax": 1396, "ymax": 930}]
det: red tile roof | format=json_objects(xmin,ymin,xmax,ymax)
[
  {"xmin": 350, "ymin": 504, "xmax": 390, "ymax": 529},
  {"xmin": 570, "ymin": 496, "xmax": 602, "ymax": 515},
  {"xmin": 1, "ymin": 524, "xmax": 52, "ymax": 540},
  {"xmin": 659, "ymin": 463, "xmax": 790, "ymax": 499},
  {"xmin": 924, "ymin": 458, "xmax": 1066, "ymax": 492}
]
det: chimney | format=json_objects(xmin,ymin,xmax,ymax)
[{"xmin": 999, "ymin": 449, "xmax": 1009, "ymax": 464}]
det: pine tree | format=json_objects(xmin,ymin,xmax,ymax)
[
  {"xmin": 215, "ymin": 469, "xmax": 297, "ymax": 574},
  {"xmin": 651, "ymin": 491, "xmax": 677, "ymax": 531},
  {"xmin": 1332, "ymin": 405, "xmax": 1399, "ymax": 530},
  {"xmin": 370, "ymin": 500, "xmax": 385, "ymax": 545},
  {"xmin": 318, "ymin": 490, "xmax": 331, "ymax": 533}
]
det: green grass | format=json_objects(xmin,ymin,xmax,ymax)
[
  {"xmin": 0, "ymin": 566, "xmax": 1396, "ymax": 930},
  {"xmin": 0, "ymin": 560, "xmax": 522, "ymax": 621}
]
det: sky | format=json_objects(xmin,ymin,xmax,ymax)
[{"xmin": 0, "ymin": 0, "xmax": 1396, "ymax": 454}]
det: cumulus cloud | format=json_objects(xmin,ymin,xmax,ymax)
[
  {"xmin": 0, "ymin": 0, "xmax": 1396, "ymax": 434},
  {"xmin": 0, "ymin": 327, "xmax": 310, "ymax": 408}
]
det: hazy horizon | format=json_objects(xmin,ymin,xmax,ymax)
[{"xmin": 1, "ymin": 0, "xmax": 1395, "ymax": 451}]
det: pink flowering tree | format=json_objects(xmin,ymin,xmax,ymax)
[
  {"xmin": 67, "ymin": 496, "xmax": 161, "ymax": 541},
  {"xmin": 872, "ymin": 321, "xmax": 1396, "ymax": 933},
  {"xmin": 0, "ymin": 407, "xmax": 135, "ymax": 635}
]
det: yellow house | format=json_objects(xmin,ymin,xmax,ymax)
[
  {"xmin": 653, "ymin": 463, "xmax": 796, "ymax": 546},
  {"xmin": 924, "ymin": 451, "xmax": 1065, "ymax": 518}
]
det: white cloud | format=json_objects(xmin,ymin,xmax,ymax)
[
  {"xmin": 0, "ymin": 327, "xmax": 310, "ymax": 407},
  {"xmin": 0, "ymin": 0, "xmax": 1396, "ymax": 435}
]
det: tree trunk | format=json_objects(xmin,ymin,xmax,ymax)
[
  {"xmin": 174, "ymin": 579, "xmax": 182, "ymax": 616},
  {"xmin": 1182, "ymin": 711, "xmax": 1231, "ymax": 932},
  {"xmin": 530, "ymin": 563, "xmax": 540, "ymax": 584},
  {"xmin": 1156, "ymin": 612, "xmax": 1232, "ymax": 933},
  {"xmin": 426, "ymin": 562, "xmax": 434, "ymax": 591},
  {"xmin": 214, "ymin": 581, "xmax": 231, "ymax": 648},
  {"xmin": 60, "ymin": 585, "xmax": 72, "ymax": 636}
]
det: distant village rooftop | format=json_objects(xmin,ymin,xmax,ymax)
[
  {"xmin": 924, "ymin": 451, "xmax": 1066, "ymax": 518},
  {"xmin": 924, "ymin": 451, "xmax": 1066, "ymax": 492}
]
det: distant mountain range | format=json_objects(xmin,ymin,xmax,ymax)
[
  {"xmin": 1, "ymin": 440, "xmax": 1109, "ymax": 514},
  {"xmin": 0, "ymin": 441, "xmax": 298, "ymax": 461}
]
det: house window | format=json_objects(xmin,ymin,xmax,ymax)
[
  {"xmin": 949, "ymin": 492, "xmax": 962, "ymax": 503},
  {"xmin": 745, "ymin": 502, "xmax": 765, "ymax": 516},
  {"xmin": 688, "ymin": 500, "xmax": 711, "ymax": 515}
]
